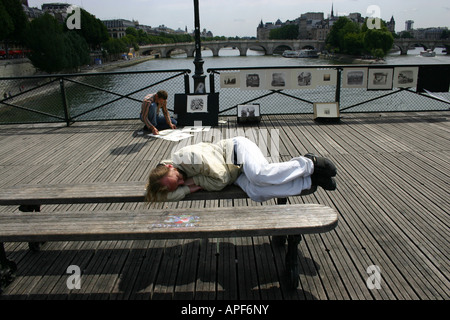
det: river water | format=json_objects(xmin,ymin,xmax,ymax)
[{"xmin": 1, "ymin": 47, "xmax": 449, "ymax": 123}]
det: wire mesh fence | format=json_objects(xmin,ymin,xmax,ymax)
[
  {"xmin": 0, "ymin": 69, "xmax": 190, "ymax": 125},
  {"xmin": 1, "ymin": 64, "xmax": 449, "ymax": 125},
  {"xmin": 209, "ymin": 65, "xmax": 450, "ymax": 116}
]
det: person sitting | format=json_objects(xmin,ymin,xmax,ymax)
[
  {"xmin": 140, "ymin": 90, "xmax": 177, "ymax": 135},
  {"xmin": 145, "ymin": 136, "xmax": 336, "ymax": 203}
]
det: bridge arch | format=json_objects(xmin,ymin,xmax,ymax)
[{"xmin": 272, "ymin": 44, "xmax": 293, "ymax": 55}]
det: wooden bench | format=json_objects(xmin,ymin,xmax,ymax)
[{"xmin": 0, "ymin": 182, "xmax": 338, "ymax": 291}]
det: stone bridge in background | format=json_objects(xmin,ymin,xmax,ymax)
[
  {"xmin": 392, "ymin": 39, "xmax": 450, "ymax": 55},
  {"xmin": 139, "ymin": 38, "xmax": 450, "ymax": 57},
  {"xmin": 139, "ymin": 40, "xmax": 325, "ymax": 58}
]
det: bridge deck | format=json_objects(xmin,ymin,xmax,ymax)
[{"xmin": 0, "ymin": 111, "xmax": 449, "ymax": 301}]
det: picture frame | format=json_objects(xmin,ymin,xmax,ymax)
[
  {"xmin": 220, "ymin": 72, "xmax": 240, "ymax": 89},
  {"xmin": 266, "ymin": 69, "xmax": 290, "ymax": 90},
  {"xmin": 316, "ymin": 68, "xmax": 338, "ymax": 86},
  {"xmin": 313, "ymin": 102, "xmax": 340, "ymax": 122},
  {"xmin": 241, "ymin": 70, "xmax": 266, "ymax": 90},
  {"xmin": 342, "ymin": 68, "xmax": 368, "ymax": 88},
  {"xmin": 186, "ymin": 95, "xmax": 208, "ymax": 113},
  {"xmin": 367, "ymin": 68, "xmax": 393, "ymax": 90},
  {"xmin": 237, "ymin": 104, "xmax": 261, "ymax": 123},
  {"xmin": 393, "ymin": 67, "xmax": 419, "ymax": 88},
  {"xmin": 290, "ymin": 69, "xmax": 317, "ymax": 89}
]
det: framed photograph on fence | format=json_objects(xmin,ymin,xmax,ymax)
[
  {"xmin": 290, "ymin": 69, "xmax": 317, "ymax": 89},
  {"xmin": 266, "ymin": 69, "xmax": 290, "ymax": 90},
  {"xmin": 186, "ymin": 95, "xmax": 208, "ymax": 113},
  {"xmin": 316, "ymin": 68, "xmax": 338, "ymax": 86},
  {"xmin": 220, "ymin": 72, "xmax": 240, "ymax": 89},
  {"xmin": 342, "ymin": 68, "xmax": 368, "ymax": 88},
  {"xmin": 367, "ymin": 68, "xmax": 393, "ymax": 90},
  {"xmin": 241, "ymin": 70, "xmax": 266, "ymax": 90},
  {"xmin": 393, "ymin": 67, "xmax": 419, "ymax": 88}
]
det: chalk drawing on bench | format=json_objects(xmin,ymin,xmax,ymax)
[{"xmin": 150, "ymin": 215, "xmax": 200, "ymax": 229}]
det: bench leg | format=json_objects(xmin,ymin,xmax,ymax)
[
  {"xmin": 0, "ymin": 243, "xmax": 17, "ymax": 293},
  {"xmin": 286, "ymin": 235, "xmax": 302, "ymax": 290},
  {"xmin": 18, "ymin": 205, "xmax": 45, "ymax": 252}
]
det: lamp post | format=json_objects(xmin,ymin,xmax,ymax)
[{"xmin": 192, "ymin": 0, "xmax": 206, "ymax": 93}]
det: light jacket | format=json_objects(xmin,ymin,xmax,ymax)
[{"xmin": 159, "ymin": 139, "xmax": 242, "ymax": 201}]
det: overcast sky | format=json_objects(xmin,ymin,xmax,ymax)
[{"xmin": 28, "ymin": 0, "xmax": 450, "ymax": 37}]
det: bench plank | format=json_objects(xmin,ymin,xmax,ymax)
[
  {"xmin": 0, "ymin": 204, "xmax": 338, "ymax": 243},
  {"xmin": 0, "ymin": 182, "xmax": 250, "ymax": 206}
]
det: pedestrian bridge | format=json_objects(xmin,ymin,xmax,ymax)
[
  {"xmin": 139, "ymin": 40, "xmax": 325, "ymax": 58},
  {"xmin": 139, "ymin": 38, "xmax": 450, "ymax": 57}
]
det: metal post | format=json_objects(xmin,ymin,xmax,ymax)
[
  {"xmin": 335, "ymin": 67, "xmax": 342, "ymax": 105},
  {"xmin": 209, "ymin": 72, "xmax": 215, "ymax": 93},
  {"xmin": 192, "ymin": 0, "xmax": 206, "ymax": 93},
  {"xmin": 184, "ymin": 73, "xmax": 191, "ymax": 94},
  {"xmin": 59, "ymin": 78, "xmax": 71, "ymax": 126}
]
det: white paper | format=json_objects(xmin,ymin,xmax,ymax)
[
  {"xmin": 181, "ymin": 126, "xmax": 211, "ymax": 133},
  {"xmin": 147, "ymin": 129, "xmax": 193, "ymax": 141}
]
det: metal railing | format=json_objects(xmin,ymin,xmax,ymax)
[
  {"xmin": 1, "ymin": 64, "xmax": 449, "ymax": 125},
  {"xmin": 208, "ymin": 64, "xmax": 450, "ymax": 116},
  {"xmin": 0, "ymin": 69, "xmax": 191, "ymax": 125}
]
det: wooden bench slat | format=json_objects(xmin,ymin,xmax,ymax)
[
  {"xmin": 0, "ymin": 182, "xmax": 249, "ymax": 205},
  {"xmin": 0, "ymin": 204, "xmax": 338, "ymax": 242}
]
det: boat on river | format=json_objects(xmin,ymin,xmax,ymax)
[
  {"xmin": 420, "ymin": 49, "xmax": 436, "ymax": 57},
  {"xmin": 282, "ymin": 49, "xmax": 319, "ymax": 58}
]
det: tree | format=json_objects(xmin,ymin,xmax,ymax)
[
  {"xmin": 25, "ymin": 13, "xmax": 90, "ymax": 73},
  {"xmin": 269, "ymin": 25, "xmax": 299, "ymax": 40},
  {"xmin": 65, "ymin": 9, "xmax": 109, "ymax": 50},
  {"xmin": 326, "ymin": 16, "xmax": 393, "ymax": 57},
  {"xmin": 25, "ymin": 13, "xmax": 67, "ymax": 73},
  {"xmin": 326, "ymin": 17, "xmax": 351, "ymax": 51},
  {"xmin": 64, "ymin": 31, "xmax": 90, "ymax": 70},
  {"xmin": 0, "ymin": 2, "xmax": 14, "ymax": 43},
  {"xmin": 363, "ymin": 28, "xmax": 394, "ymax": 57},
  {"xmin": 102, "ymin": 38, "xmax": 127, "ymax": 59},
  {"xmin": 0, "ymin": 0, "xmax": 29, "ymax": 57},
  {"xmin": 343, "ymin": 32, "xmax": 364, "ymax": 55}
]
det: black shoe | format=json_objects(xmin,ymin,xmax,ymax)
[
  {"xmin": 311, "ymin": 175, "xmax": 336, "ymax": 191},
  {"xmin": 305, "ymin": 153, "xmax": 337, "ymax": 177},
  {"xmin": 300, "ymin": 184, "xmax": 317, "ymax": 195}
]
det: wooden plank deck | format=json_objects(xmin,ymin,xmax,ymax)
[{"xmin": 0, "ymin": 111, "xmax": 449, "ymax": 300}]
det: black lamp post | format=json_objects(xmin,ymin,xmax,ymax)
[{"xmin": 193, "ymin": 0, "xmax": 206, "ymax": 93}]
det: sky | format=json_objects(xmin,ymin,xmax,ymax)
[{"xmin": 27, "ymin": 0, "xmax": 450, "ymax": 37}]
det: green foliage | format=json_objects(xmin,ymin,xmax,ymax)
[
  {"xmin": 269, "ymin": 25, "xmax": 299, "ymax": 40},
  {"xmin": 0, "ymin": 1, "xmax": 14, "ymax": 41},
  {"xmin": 67, "ymin": 9, "xmax": 109, "ymax": 50},
  {"xmin": 363, "ymin": 28, "xmax": 394, "ymax": 57},
  {"xmin": 25, "ymin": 13, "xmax": 89, "ymax": 73},
  {"xmin": 102, "ymin": 38, "xmax": 127, "ymax": 55},
  {"xmin": 1, "ymin": 0, "xmax": 28, "ymax": 41},
  {"xmin": 142, "ymin": 31, "xmax": 194, "ymax": 44},
  {"xmin": 326, "ymin": 16, "xmax": 393, "ymax": 57}
]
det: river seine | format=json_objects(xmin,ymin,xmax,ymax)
[{"xmin": 122, "ymin": 47, "xmax": 449, "ymax": 73}]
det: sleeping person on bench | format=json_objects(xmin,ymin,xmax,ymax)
[{"xmin": 145, "ymin": 136, "xmax": 337, "ymax": 203}]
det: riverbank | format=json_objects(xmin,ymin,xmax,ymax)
[
  {"xmin": 0, "ymin": 55, "xmax": 157, "ymax": 78},
  {"xmin": 80, "ymin": 55, "xmax": 157, "ymax": 73}
]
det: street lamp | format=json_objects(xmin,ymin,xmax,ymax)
[{"xmin": 193, "ymin": 0, "xmax": 206, "ymax": 93}]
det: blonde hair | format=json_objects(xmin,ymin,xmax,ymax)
[{"xmin": 145, "ymin": 164, "xmax": 170, "ymax": 202}]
